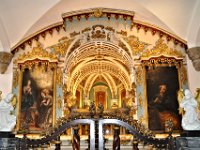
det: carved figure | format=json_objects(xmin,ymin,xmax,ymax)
[
  {"xmin": 180, "ymin": 89, "xmax": 200, "ymax": 130},
  {"xmin": 0, "ymin": 93, "xmax": 16, "ymax": 131},
  {"xmin": 89, "ymin": 101, "xmax": 96, "ymax": 117},
  {"xmin": 97, "ymin": 102, "xmax": 104, "ymax": 117}
]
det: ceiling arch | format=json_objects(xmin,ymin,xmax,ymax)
[
  {"xmin": 64, "ymin": 41, "xmax": 134, "ymax": 75},
  {"xmin": 83, "ymin": 73, "xmax": 117, "ymax": 98},
  {"xmin": 68, "ymin": 60, "xmax": 131, "ymax": 95}
]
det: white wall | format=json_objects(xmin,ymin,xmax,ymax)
[
  {"xmin": 186, "ymin": 55, "xmax": 200, "ymax": 94},
  {"xmin": 0, "ymin": 61, "xmax": 13, "ymax": 98}
]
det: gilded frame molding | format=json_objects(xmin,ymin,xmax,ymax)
[
  {"xmin": 140, "ymin": 55, "xmax": 184, "ymax": 132},
  {"xmin": 15, "ymin": 44, "xmax": 58, "ymax": 133}
]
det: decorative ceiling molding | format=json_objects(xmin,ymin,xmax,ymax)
[
  {"xmin": 134, "ymin": 20, "xmax": 187, "ymax": 49},
  {"xmin": 11, "ymin": 8, "xmax": 187, "ymax": 55},
  {"xmin": 11, "ymin": 22, "xmax": 63, "ymax": 53},
  {"xmin": 62, "ymin": 7, "xmax": 134, "ymax": 24}
]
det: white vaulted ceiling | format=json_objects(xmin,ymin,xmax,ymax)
[{"xmin": 0, "ymin": 0, "xmax": 200, "ymax": 52}]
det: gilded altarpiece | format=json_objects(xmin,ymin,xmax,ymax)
[
  {"xmin": 14, "ymin": 44, "xmax": 58, "ymax": 133},
  {"xmin": 138, "ymin": 39, "xmax": 188, "ymax": 132}
]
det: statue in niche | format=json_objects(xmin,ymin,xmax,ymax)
[
  {"xmin": 0, "ymin": 93, "xmax": 16, "ymax": 132},
  {"xmin": 179, "ymin": 89, "xmax": 200, "ymax": 130}
]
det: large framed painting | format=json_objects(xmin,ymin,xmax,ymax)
[
  {"xmin": 18, "ymin": 63, "xmax": 56, "ymax": 133},
  {"xmin": 15, "ymin": 44, "xmax": 58, "ymax": 133},
  {"xmin": 146, "ymin": 66, "xmax": 182, "ymax": 131}
]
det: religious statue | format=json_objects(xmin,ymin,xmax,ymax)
[
  {"xmin": 179, "ymin": 89, "xmax": 200, "ymax": 130},
  {"xmin": 97, "ymin": 102, "xmax": 104, "ymax": 117},
  {"xmin": 0, "ymin": 93, "xmax": 16, "ymax": 132},
  {"xmin": 89, "ymin": 101, "xmax": 96, "ymax": 117}
]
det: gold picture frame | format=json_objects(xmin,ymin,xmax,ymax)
[
  {"xmin": 141, "ymin": 56, "xmax": 184, "ymax": 133},
  {"xmin": 15, "ymin": 44, "xmax": 58, "ymax": 133}
]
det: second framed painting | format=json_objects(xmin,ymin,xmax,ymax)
[
  {"xmin": 18, "ymin": 65, "xmax": 55, "ymax": 133},
  {"xmin": 145, "ymin": 66, "xmax": 182, "ymax": 132}
]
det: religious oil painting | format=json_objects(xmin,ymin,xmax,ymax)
[
  {"xmin": 146, "ymin": 66, "xmax": 182, "ymax": 131},
  {"xmin": 19, "ymin": 66, "xmax": 54, "ymax": 132},
  {"xmin": 95, "ymin": 91, "xmax": 106, "ymax": 108}
]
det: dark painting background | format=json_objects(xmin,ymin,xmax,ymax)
[
  {"xmin": 20, "ymin": 68, "xmax": 54, "ymax": 132},
  {"xmin": 146, "ymin": 66, "xmax": 182, "ymax": 131}
]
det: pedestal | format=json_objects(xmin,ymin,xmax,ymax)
[
  {"xmin": 0, "ymin": 132, "xmax": 18, "ymax": 149},
  {"xmin": 0, "ymin": 132, "xmax": 15, "ymax": 138},
  {"xmin": 176, "ymin": 131, "xmax": 200, "ymax": 150},
  {"xmin": 181, "ymin": 130, "xmax": 200, "ymax": 137}
]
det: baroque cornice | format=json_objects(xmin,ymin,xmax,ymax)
[
  {"xmin": 10, "ymin": 8, "xmax": 187, "ymax": 56},
  {"xmin": 133, "ymin": 20, "xmax": 187, "ymax": 48},
  {"xmin": 141, "ymin": 39, "xmax": 184, "ymax": 59},
  {"xmin": 11, "ymin": 8, "xmax": 134, "ymax": 55},
  {"xmin": 11, "ymin": 22, "xmax": 63, "ymax": 53},
  {"xmin": 62, "ymin": 7, "xmax": 135, "ymax": 20},
  {"xmin": 16, "ymin": 42, "xmax": 58, "ymax": 64}
]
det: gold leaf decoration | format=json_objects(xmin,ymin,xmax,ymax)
[
  {"xmin": 117, "ymin": 30, "xmax": 127, "ymax": 36},
  {"xmin": 180, "ymin": 66, "xmax": 188, "ymax": 85},
  {"xmin": 70, "ymin": 31, "xmax": 80, "ymax": 38},
  {"xmin": 105, "ymin": 26, "xmax": 115, "ymax": 32},
  {"xmin": 82, "ymin": 27, "xmax": 91, "ymax": 33},
  {"xmin": 136, "ymin": 66, "xmax": 143, "ymax": 86},
  {"xmin": 138, "ymin": 93, "xmax": 143, "ymax": 107},
  {"xmin": 51, "ymin": 36, "xmax": 74, "ymax": 57},
  {"xmin": 124, "ymin": 35, "xmax": 149, "ymax": 55},
  {"xmin": 142, "ymin": 39, "xmax": 184, "ymax": 58},
  {"xmin": 93, "ymin": 8, "xmax": 103, "ymax": 18},
  {"xmin": 57, "ymin": 96, "xmax": 62, "ymax": 109},
  {"xmin": 139, "ymin": 116, "xmax": 144, "ymax": 124},
  {"xmin": 56, "ymin": 68, "xmax": 63, "ymax": 87},
  {"xmin": 12, "ymin": 68, "xmax": 19, "ymax": 88},
  {"xmin": 17, "ymin": 42, "xmax": 57, "ymax": 63}
]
